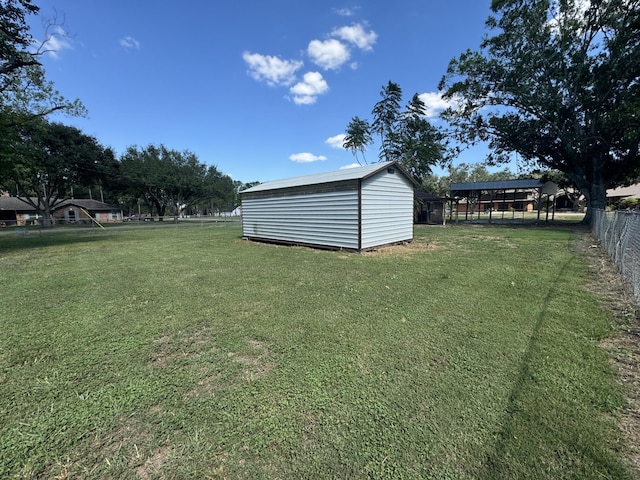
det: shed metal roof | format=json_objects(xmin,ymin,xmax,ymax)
[
  {"xmin": 450, "ymin": 179, "xmax": 544, "ymax": 191},
  {"xmin": 240, "ymin": 161, "xmax": 415, "ymax": 194}
]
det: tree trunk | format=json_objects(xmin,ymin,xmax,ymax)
[
  {"xmin": 581, "ymin": 179, "xmax": 607, "ymax": 226},
  {"xmin": 42, "ymin": 201, "xmax": 54, "ymax": 228},
  {"xmin": 37, "ymin": 191, "xmax": 55, "ymax": 228}
]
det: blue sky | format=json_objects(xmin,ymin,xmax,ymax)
[{"xmin": 30, "ymin": 0, "xmax": 495, "ymax": 184}]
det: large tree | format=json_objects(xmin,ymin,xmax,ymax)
[
  {"xmin": 345, "ymin": 82, "xmax": 447, "ymax": 182},
  {"xmin": 371, "ymin": 81, "xmax": 403, "ymax": 161},
  {"xmin": 0, "ymin": 0, "xmax": 39, "ymax": 79},
  {"xmin": 0, "ymin": 0, "xmax": 84, "ymax": 117},
  {"xmin": 343, "ymin": 116, "xmax": 373, "ymax": 165},
  {"xmin": 161, "ymin": 148, "xmax": 206, "ymax": 221},
  {"xmin": 119, "ymin": 145, "xmax": 236, "ymax": 219},
  {"xmin": 200, "ymin": 166, "xmax": 236, "ymax": 214},
  {"xmin": 0, "ymin": 119, "xmax": 113, "ymax": 226},
  {"xmin": 440, "ymin": 0, "xmax": 640, "ymax": 224},
  {"xmin": 399, "ymin": 93, "xmax": 447, "ymax": 180},
  {"xmin": 120, "ymin": 145, "xmax": 176, "ymax": 218},
  {"xmin": 1, "ymin": 0, "xmax": 85, "ymax": 182}
]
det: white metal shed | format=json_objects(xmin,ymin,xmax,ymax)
[{"xmin": 240, "ymin": 161, "xmax": 417, "ymax": 251}]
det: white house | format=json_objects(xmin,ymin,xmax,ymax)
[{"xmin": 240, "ymin": 161, "xmax": 417, "ymax": 251}]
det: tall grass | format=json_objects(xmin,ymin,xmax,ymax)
[{"xmin": 0, "ymin": 223, "xmax": 630, "ymax": 479}]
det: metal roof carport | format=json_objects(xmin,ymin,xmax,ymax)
[{"xmin": 450, "ymin": 179, "xmax": 558, "ymax": 223}]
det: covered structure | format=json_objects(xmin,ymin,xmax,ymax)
[
  {"xmin": 450, "ymin": 179, "xmax": 558, "ymax": 222},
  {"xmin": 240, "ymin": 161, "xmax": 417, "ymax": 251},
  {"xmin": 415, "ymin": 191, "xmax": 449, "ymax": 225}
]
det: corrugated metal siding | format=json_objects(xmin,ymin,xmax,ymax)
[
  {"xmin": 360, "ymin": 171, "xmax": 414, "ymax": 249},
  {"xmin": 242, "ymin": 189, "xmax": 360, "ymax": 249}
]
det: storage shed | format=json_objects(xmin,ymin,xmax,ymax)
[{"xmin": 240, "ymin": 161, "xmax": 417, "ymax": 251}]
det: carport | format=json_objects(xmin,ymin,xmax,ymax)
[{"xmin": 450, "ymin": 179, "xmax": 558, "ymax": 223}]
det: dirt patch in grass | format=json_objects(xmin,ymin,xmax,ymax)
[
  {"xmin": 575, "ymin": 228, "xmax": 640, "ymax": 476},
  {"xmin": 228, "ymin": 338, "xmax": 275, "ymax": 382},
  {"xmin": 362, "ymin": 238, "xmax": 436, "ymax": 256},
  {"xmin": 45, "ymin": 416, "xmax": 161, "ymax": 479},
  {"xmin": 149, "ymin": 327, "xmax": 213, "ymax": 368},
  {"xmin": 98, "ymin": 417, "xmax": 149, "ymax": 462},
  {"xmin": 185, "ymin": 367, "xmax": 224, "ymax": 399},
  {"xmin": 135, "ymin": 445, "xmax": 172, "ymax": 480},
  {"xmin": 185, "ymin": 338, "xmax": 274, "ymax": 398}
]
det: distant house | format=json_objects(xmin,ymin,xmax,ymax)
[
  {"xmin": 0, "ymin": 195, "xmax": 122, "ymax": 226},
  {"xmin": 219, "ymin": 205, "xmax": 242, "ymax": 217},
  {"xmin": 53, "ymin": 199, "xmax": 122, "ymax": 224},
  {"xmin": 240, "ymin": 161, "xmax": 417, "ymax": 251},
  {"xmin": 0, "ymin": 196, "xmax": 39, "ymax": 226},
  {"xmin": 607, "ymin": 184, "xmax": 640, "ymax": 207}
]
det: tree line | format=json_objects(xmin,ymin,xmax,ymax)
[
  {"xmin": 0, "ymin": 0, "xmax": 244, "ymax": 226},
  {"xmin": 1, "ymin": 118, "xmax": 243, "ymax": 226}
]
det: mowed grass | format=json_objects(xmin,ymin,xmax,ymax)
[{"xmin": 0, "ymin": 223, "xmax": 631, "ymax": 479}]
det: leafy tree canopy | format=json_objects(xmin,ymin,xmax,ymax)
[
  {"xmin": 421, "ymin": 162, "xmax": 516, "ymax": 196},
  {"xmin": 343, "ymin": 116, "xmax": 373, "ymax": 166},
  {"xmin": 440, "ymin": 0, "xmax": 640, "ymax": 223},
  {"xmin": 119, "ymin": 144, "xmax": 235, "ymax": 218},
  {"xmin": 0, "ymin": 0, "xmax": 86, "ymax": 182},
  {"xmin": 0, "ymin": 0, "xmax": 39, "ymax": 79},
  {"xmin": 0, "ymin": 118, "xmax": 114, "ymax": 226},
  {"xmin": 0, "ymin": 0, "xmax": 85, "ymax": 116},
  {"xmin": 344, "ymin": 81, "xmax": 448, "ymax": 182}
]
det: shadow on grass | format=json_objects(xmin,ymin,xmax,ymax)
[
  {"xmin": 481, "ymin": 236, "xmax": 629, "ymax": 479},
  {"xmin": 0, "ymin": 227, "xmax": 110, "ymax": 254}
]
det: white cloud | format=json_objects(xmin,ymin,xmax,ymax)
[
  {"xmin": 340, "ymin": 163, "xmax": 362, "ymax": 169},
  {"xmin": 35, "ymin": 26, "xmax": 72, "ymax": 59},
  {"xmin": 120, "ymin": 36, "xmax": 140, "ymax": 49},
  {"xmin": 307, "ymin": 38, "xmax": 350, "ymax": 70},
  {"xmin": 335, "ymin": 7, "xmax": 356, "ymax": 16},
  {"xmin": 289, "ymin": 152, "xmax": 327, "ymax": 163},
  {"xmin": 242, "ymin": 51, "xmax": 303, "ymax": 87},
  {"xmin": 332, "ymin": 24, "xmax": 377, "ymax": 51},
  {"xmin": 290, "ymin": 71, "xmax": 329, "ymax": 105},
  {"xmin": 418, "ymin": 92, "xmax": 461, "ymax": 118},
  {"xmin": 242, "ymin": 17, "xmax": 377, "ymax": 105},
  {"xmin": 548, "ymin": 0, "xmax": 592, "ymax": 33},
  {"xmin": 325, "ymin": 134, "xmax": 346, "ymax": 149}
]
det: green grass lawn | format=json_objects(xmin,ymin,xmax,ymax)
[{"xmin": 0, "ymin": 223, "xmax": 631, "ymax": 479}]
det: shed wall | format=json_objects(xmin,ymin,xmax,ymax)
[
  {"xmin": 241, "ymin": 189, "xmax": 360, "ymax": 249},
  {"xmin": 361, "ymin": 171, "xmax": 414, "ymax": 248}
]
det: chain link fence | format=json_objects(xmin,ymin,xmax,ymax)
[{"xmin": 592, "ymin": 209, "xmax": 640, "ymax": 306}]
